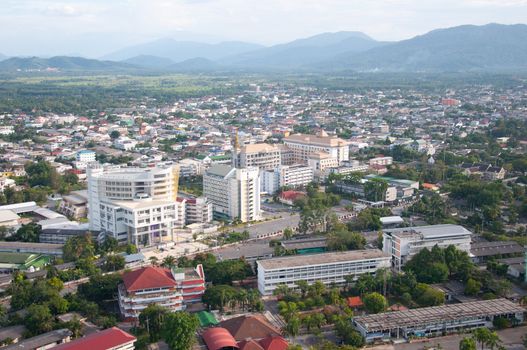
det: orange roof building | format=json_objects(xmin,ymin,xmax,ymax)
[{"xmin": 347, "ymin": 296, "xmax": 364, "ymax": 308}]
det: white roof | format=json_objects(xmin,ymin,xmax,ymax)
[
  {"xmin": 384, "ymin": 224, "xmax": 472, "ymax": 239},
  {"xmin": 0, "ymin": 210, "xmax": 20, "ymax": 222},
  {"xmin": 380, "ymin": 216, "xmax": 404, "ymax": 225}
]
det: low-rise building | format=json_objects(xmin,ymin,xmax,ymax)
[
  {"xmin": 383, "ymin": 224, "xmax": 473, "ymax": 271},
  {"xmin": 59, "ymin": 190, "xmax": 88, "ymax": 219},
  {"xmin": 257, "ymin": 250, "xmax": 391, "ymax": 295},
  {"xmin": 118, "ymin": 265, "xmax": 205, "ymax": 320},
  {"xmin": 353, "ymin": 299, "xmax": 524, "ymax": 343}
]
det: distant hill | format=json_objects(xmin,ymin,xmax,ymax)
[
  {"xmin": 0, "ymin": 56, "xmax": 138, "ymax": 72},
  {"xmin": 323, "ymin": 23, "xmax": 527, "ymax": 72},
  {"xmin": 169, "ymin": 57, "xmax": 223, "ymax": 72},
  {"xmin": 0, "ymin": 53, "xmax": 7, "ymax": 62},
  {"xmin": 122, "ymin": 55, "xmax": 175, "ymax": 69},
  {"xmin": 222, "ymin": 31, "xmax": 385, "ymax": 69},
  {"xmin": 102, "ymin": 39, "xmax": 264, "ymax": 62}
]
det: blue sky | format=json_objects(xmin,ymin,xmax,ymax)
[{"xmin": 1, "ymin": 0, "xmax": 527, "ymax": 57}]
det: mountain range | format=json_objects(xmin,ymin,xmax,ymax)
[{"xmin": 1, "ymin": 24, "xmax": 526, "ymax": 73}]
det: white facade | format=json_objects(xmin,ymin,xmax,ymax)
[
  {"xmin": 87, "ymin": 164, "xmax": 182, "ymax": 247},
  {"xmin": 257, "ymin": 250, "xmax": 391, "ymax": 295},
  {"xmin": 382, "ymin": 224, "xmax": 473, "ymax": 271},
  {"xmin": 76, "ymin": 150, "xmax": 96, "ymax": 163},
  {"xmin": 369, "ymin": 156, "xmax": 393, "ymax": 166},
  {"xmin": 203, "ymin": 165, "xmax": 261, "ymax": 222},
  {"xmin": 184, "ymin": 197, "xmax": 213, "ymax": 225},
  {"xmin": 114, "ymin": 137, "xmax": 138, "ymax": 151},
  {"xmin": 178, "ymin": 158, "xmax": 204, "ymax": 177},
  {"xmin": 260, "ymin": 165, "xmax": 314, "ymax": 194}
]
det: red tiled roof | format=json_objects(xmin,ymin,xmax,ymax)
[
  {"xmin": 347, "ymin": 296, "xmax": 363, "ymax": 308},
  {"xmin": 122, "ymin": 266, "xmax": 176, "ymax": 292},
  {"xmin": 279, "ymin": 190, "xmax": 305, "ymax": 201},
  {"xmin": 259, "ymin": 335, "xmax": 288, "ymax": 350},
  {"xmin": 182, "ymin": 279, "xmax": 205, "ymax": 285},
  {"xmin": 238, "ymin": 339, "xmax": 265, "ymax": 350},
  {"xmin": 219, "ymin": 315, "xmax": 281, "ymax": 341},
  {"xmin": 54, "ymin": 327, "xmax": 136, "ymax": 350},
  {"xmin": 202, "ymin": 327, "xmax": 239, "ymax": 350}
]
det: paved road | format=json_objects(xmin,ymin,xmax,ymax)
[{"xmin": 232, "ymin": 214, "xmax": 300, "ymax": 239}]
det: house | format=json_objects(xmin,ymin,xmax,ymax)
[
  {"xmin": 53, "ymin": 327, "xmax": 136, "ymax": 350},
  {"xmin": 278, "ymin": 190, "xmax": 305, "ymax": 206},
  {"xmin": 0, "ymin": 210, "xmax": 19, "ymax": 227},
  {"xmin": 347, "ymin": 296, "xmax": 364, "ymax": 309}
]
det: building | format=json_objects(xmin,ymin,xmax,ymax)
[
  {"xmin": 283, "ymin": 131, "xmax": 350, "ymax": 165},
  {"xmin": 87, "ymin": 164, "xmax": 182, "ymax": 247},
  {"xmin": 0, "ymin": 241, "xmax": 63, "ymax": 256},
  {"xmin": 3, "ymin": 329, "xmax": 72, "ymax": 350},
  {"xmin": 470, "ymin": 241, "xmax": 524, "ymax": 264},
  {"xmin": 257, "ymin": 250, "xmax": 391, "ymax": 295},
  {"xmin": 382, "ymin": 224, "xmax": 473, "ymax": 271},
  {"xmin": 184, "ymin": 197, "xmax": 213, "ymax": 225},
  {"xmin": 219, "ymin": 314, "xmax": 282, "ymax": 341},
  {"xmin": 113, "ymin": 137, "xmax": 137, "ymax": 151},
  {"xmin": 59, "ymin": 190, "xmax": 89, "ymax": 219},
  {"xmin": 353, "ymin": 299, "xmax": 524, "ymax": 343},
  {"xmin": 235, "ymin": 144, "xmax": 282, "ymax": 170},
  {"xmin": 76, "ymin": 150, "xmax": 96, "ymax": 163},
  {"xmin": 178, "ymin": 158, "xmax": 204, "ymax": 177},
  {"xmin": 335, "ymin": 180, "xmax": 398, "ymax": 203},
  {"xmin": 0, "ymin": 210, "xmax": 19, "ymax": 227},
  {"xmin": 260, "ymin": 165, "xmax": 314, "ymax": 194},
  {"xmin": 0, "ymin": 252, "xmax": 51, "ymax": 272},
  {"xmin": 307, "ymin": 152, "xmax": 339, "ymax": 176},
  {"xmin": 53, "ymin": 327, "xmax": 136, "ymax": 350},
  {"xmin": 203, "ymin": 165, "xmax": 261, "ymax": 222},
  {"xmin": 118, "ymin": 265, "xmax": 205, "ymax": 320},
  {"xmin": 39, "ymin": 228, "xmax": 100, "ymax": 244},
  {"xmin": 369, "ymin": 156, "xmax": 393, "ymax": 166}
]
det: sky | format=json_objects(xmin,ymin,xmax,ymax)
[{"xmin": 1, "ymin": 0, "xmax": 527, "ymax": 57}]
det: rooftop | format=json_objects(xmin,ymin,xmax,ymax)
[
  {"xmin": 384, "ymin": 224, "xmax": 472, "ymax": 240},
  {"xmin": 284, "ymin": 133, "xmax": 349, "ymax": 147},
  {"xmin": 4, "ymin": 329, "xmax": 72, "ymax": 350},
  {"xmin": 353, "ymin": 299, "xmax": 524, "ymax": 332},
  {"xmin": 258, "ymin": 250, "xmax": 389, "ymax": 270},
  {"xmin": 53, "ymin": 327, "xmax": 136, "ymax": 350},
  {"xmin": 122, "ymin": 266, "xmax": 176, "ymax": 292},
  {"xmin": 470, "ymin": 241, "xmax": 524, "ymax": 257},
  {"xmin": 206, "ymin": 164, "xmax": 234, "ymax": 177}
]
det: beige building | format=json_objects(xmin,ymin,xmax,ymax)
[
  {"xmin": 283, "ymin": 131, "xmax": 350, "ymax": 165},
  {"xmin": 235, "ymin": 143, "xmax": 282, "ymax": 170}
]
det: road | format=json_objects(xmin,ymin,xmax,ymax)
[{"xmin": 232, "ymin": 214, "xmax": 300, "ymax": 239}]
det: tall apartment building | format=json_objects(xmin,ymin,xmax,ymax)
[
  {"xmin": 235, "ymin": 144, "xmax": 282, "ymax": 170},
  {"xmin": 203, "ymin": 164, "xmax": 261, "ymax": 222},
  {"xmin": 87, "ymin": 164, "xmax": 182, "ymax": 247},
  {"xmin": 382, "ymin": 224, "xmax": 473, "ymax": 271},
  {"xmin": 283, "ymin": 131, "xmax": 350, "ymax": 165},
  {"xmin": 369, "ymin": 156, "xmax": 393, "ymax": 166},
  {"xmin": 257, "ymin": 250, "xmax": 391, "ymax": 295},
  {"xmin": 119, "ymin": 265, "xmax": 205, "ymax": 321},
  {"xmin": 261, "ymin": 165, "xmax": 314, "ymax": 194}
]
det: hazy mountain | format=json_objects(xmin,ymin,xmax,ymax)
[
  {"xmin": 0, "ymin": 53, "xmax": 6, "ymax": 61},
  {"xmin": 102, "ymin": 39, "xmax": 264, "ymax": 62},
  {"xmin": 0, "ymin": 56, "xmax": 138, "ymax": 72},
  {"xmin": 222, "ymin": 31, "xmax": 385, "ymax": 69},
  {"xmin": 169, "ymin": 57, "xmax": 222, "ymax": 72},
  {"xmin": 325, "ymin": 23, "xmax": 527, "ymax": 72},
  {"xmin": 122, "ymin": 55, "xmax": 175, "ymax": 69}
]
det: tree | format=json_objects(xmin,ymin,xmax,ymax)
[
  {"xmin": 464, "ymin": 278, "xmax": 481, "ymax": 296},
  {"xmin": 283, "ymin": 315, "xmax": 301, "ymax": 339},
  {"xmin": 126, "ymin": 244, "xmax": 138, "ymax": 254},
  {"xmin": 7, "ymin": 223, "xmax": 41, "ymax": 242},
  {"xmin": 460, "ymin": 337, "xmax": 477, "ymax": 350},
  {"xmin": 473, "ymin": 328, "xmax": 500, "ymax": 350},
  {"xmin": 110, "ymin": 130, "xmax": 120, "ymax": 139},
  {"xmin": 295, "ymin": 280, "xmax": 309, "ymax": 298},
  {"xmin": 100, "ymin": 237, "xmax": 118, "ymax": 254},
  {"xmin": 24, "ymin": 304, "xmax": 54, "ymax": 336},
  {"xmin": 414, "ymin": 283, "xmax": 445, "ymax": 307},
  {"xmin": 140, "ymin": 304, "xmax": 168, "ymax": 343},
  {"xmin": 162, "ymin": 255, "xmax": 177, "ymax": 269},
  {"xmin": 77, "ymin": 273, "xmax": 122, "ymax": 306},
  {"xmin": 364, "ymin": 179, "xmax": 388, "ymax": 202},
  {"xmin": 363, "ymin": 292, "xmax": 386, "ymax": 314},
  {"xmin": 63, "ymin": 233, "xmax": 95, "ymax": 262},
  {"xmin": 283, "ymin": 227, "xmax": 294, "ymax": 240},
  {"xmin": 278, "ymin": 301, "xmax": 299, "ymax": 323},
  {"xmin": 163, "ymin": 312, "xmax": 199, "ymax": 350},
  {"xmin": 149, "ymin": 256, "xmax": 159, "ymax": 266},
  {"xmin": 202, "ymin": 284, "xmax": 238, "ymax": 311},
  {"xmin": 104, "ymin": 254, "xmax": 125, "ymax": 271}
]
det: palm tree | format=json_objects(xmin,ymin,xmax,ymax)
[
  {"xmin": 295, "ymin": 280, "xmax": 309, "ymax": 298},
  {"xmin": 283, "ymin": 315, "xmax": 300, "ymax": 340},
  {"xmin": 149, "ymin": 256, "xmax": 159, "ymax": 266},
  {"xmin": 161, "ymin": 255, "xmax": 177, "ymax": 269},
  {"xmin": 273, "ymin": 284, "xmax": 292, "ymax": 299}
]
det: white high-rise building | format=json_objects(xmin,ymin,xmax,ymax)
[
  {"xmin": 87, "ymin": 164, "xmax": 182, "ymax": 247},
  {"xmin": 203, "ymin": 164, "xmax": 261, "ymax": 222},
  {"xmin": 260, "ymin": 165, "xmax": 314, "ymax": 194},
  {"xmin": 235, "ymin": 144, "xmax": 282, "ymax": 170}
]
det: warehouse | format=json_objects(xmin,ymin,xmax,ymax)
[
  {"xmin": 353, "ymin": 299, "xmax": 525, "ymax": 342},
  {"xmin": 257, "ymin": 250, "xmax": 390, "ymax": 295}
]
